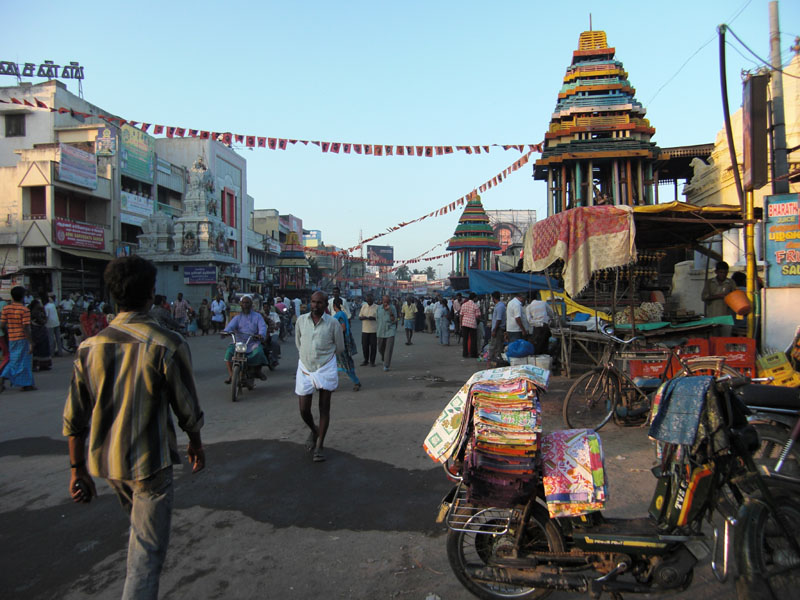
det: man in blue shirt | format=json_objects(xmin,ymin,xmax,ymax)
[
  {"xmin": 489, "ymin": 291, "xmax": 507, "ymax": 363},
  {"xmin": 222, "ymin": 295, "xmax": 268, "ymax": 383}
]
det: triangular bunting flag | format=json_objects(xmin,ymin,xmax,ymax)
[
  {"xmin": 444, "ymin": 146, "xmax": 453, "ymax": 154},
  {"xmin": 257, "ymin": 137, "xmax": 266, "ymax": 147},
  {"xmin": 278, "ymin": 139, "xmax": 288, "ymax": 150},
  {"xmin": 473, "ymin": 146, "xmax": 481, "ymax": 154},
  {"xmin": 188, "ymin": 129, "xmax": 198, "ymax": 137},
  {"xmin": 331, "ymin": 142, "xmax": 340, "ymax": 153},
  {"xmin": 35, "ymin": 99, "xmax": 48, "ymax": 109},
  {"xmin": 321, "ymin": 142, "xmax": 330, "ymax": 152},
  {"xmin": 482, "ymin": 146, "xmax": 489, "ymax": 153},
  {"xmin": 268, "ymin": 138, "xmax": 277, "ymax": 149},
  {"xmin": 153, "ymin": 125, "xmax": 164, "ymax": 135},
  {"xmin": 141, "ymin": 123, "xmax": 151, "ymax": 132}
]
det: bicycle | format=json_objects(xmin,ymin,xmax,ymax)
[{"xmin": 562, "ymin": 327, "xmax": 741, "ymax": 431}]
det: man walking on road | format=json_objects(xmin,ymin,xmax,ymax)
[
  {"xmin": 295, "ymin": 290, "xmax": 344, "ymax": 463},
  {"xmin": 401, "ymin": 295, "xmax": 417, "ymax": 345},
  {"xmin": 63, "ymin": 256, "xmax": 205, "ymax": 600},
  {"xmin": 358, "ymin": 294, "xmax": 378, "ymax": 367},
  {"xmin": 489, "ymin": 291, "xmax": 506, "ymax": 363},
  {"xmin": 0, "ymin": 286, "xmax": 36, "ymax": 392},
  {"xmin": 377, "ymin": 294, "xmax": 398, "ymax": 370},
  {"xmin": 460, "ymin": 292, "xmax": 482, "ymax": 358}
]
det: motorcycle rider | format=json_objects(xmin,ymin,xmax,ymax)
[{"xmin": 221, "ymin": 295, "xmax": 268, "ymax": 384}]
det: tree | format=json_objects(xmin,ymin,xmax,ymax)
[
  {"xmin": 395, "ymin": 265, "xmax": 411, "ymax": 280},
  {"xmin": 424, "ymin": 266, "xmax": 436, "ymax": 280}
]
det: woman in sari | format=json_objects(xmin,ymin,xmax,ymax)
[
  {"xmin": 197, "ymin": 299, "xmax": 212, "ymax": 335},
  {"xmin": 29, "ymin": 299, "xmax": 52, "ymax": 371},
  {"xmin": 333, "ymin": 297, "xmax": 361, "ymax": 391}
]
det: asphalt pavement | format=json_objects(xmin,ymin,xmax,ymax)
[{"xmin": 0, "ymin": 321, "xmax": 736, "ymax": 599}]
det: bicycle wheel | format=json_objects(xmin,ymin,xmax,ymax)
[
  {"xmin": 562, "ymin": 368, "xmax": 620, "ymax": 431},
  {"xmin": 230, "ymin": 364, "xmax": 241, "ymax": 402},
  {"xmin": 676, "ymin": 357, "xmax": 741, "ymax": 379}
]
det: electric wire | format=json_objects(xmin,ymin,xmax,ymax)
[{"xmin": 724, "ymin": 25, "xmax": 800, "ymax": 79}]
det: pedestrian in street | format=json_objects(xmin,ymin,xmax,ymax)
[
  {"xmin": 172, "ymin": 292, "xmax": 190, "ymax": 331},
  {"xmin": 295, "ymin": 290, "xmax": 344, "ymax": 463},
  {"xmin": 63, "ymin": 256, "xmax": 205, "ymax": 600},
  {"xmin": 210, "ymin": 294, "xmax": 226, "ymax": 332},
  {"xmin": 401, "ymin": 295, "xmax": 417, "ymax": 345},
  {"xmin": 377, "ymin": 294, "xmax": 398, "ymax": 370},
  {"xmin": 459, "ymin": 293, "xmax": 482, "ymax": 358},
  {"xmin": 525, "ymin": 291, "xmax": 553, "ymax": 355},
  {"xmin": 358, "ymin": 293, "xmax": 378, "ymax": 367},
  {"xmin": 29, "ymin": 299, "xmax": 53, "ymax": 371},
  {"xmin": 414, "ymin": 297, "xmax": 425, "ymax": 332},
  {"xmin": 506, "ymin": 291, "xmax": 529, "ymax": 343},
  {"xmin": 43, "ymin": 293, "xmax": 64, "ymax": 357},
  {"xmin": 197, "ymin": 299, "xmax": 211, "ymax": 335},
  {"xmin": 222, "ymin": 295, "xmax": 268, "ymax": 383},
  {"xmin": 333, "ymin": 297, "xmax": 361, "ymax": 391},
  {"xmin": 425, "ymin": 299, "xmax": 436, "ymax": 333},
  {"xmin": 489, "ymin": 291, "xmax": 507, "ymax": 363},
  {"xmin": 0, "ymin": 286, "xmax": 36, "ymax": 392},
  {"xmin": 328, "ymin": 286, "xmax": 351, "ymax": 319},
  {"xmin": 0, "ymin": 293, "xmax": 8, "ymax": 375},
  {"xmin": 452, "ymin": 294, "xmax": 463, "ymax": 340},
  {"xmin": 434, "ymin": 297, "xmax": 447, "ymax": 343}
]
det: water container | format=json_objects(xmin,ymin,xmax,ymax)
[
  {"xmin": 533, "ymin": 355, "xmax": 552, "ymax": 371},
  {"xmin": 724, "ymin": 290, "xmax": 751, "ymax": 316}
]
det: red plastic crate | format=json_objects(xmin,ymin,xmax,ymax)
[{"xmin": 710, "ymin": 337, "xmax": 756, "ymax": 370}]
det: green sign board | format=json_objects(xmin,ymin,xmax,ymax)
[{"xmin": 120, "ymin": 124, "xmax": 154, "ymax": 183}]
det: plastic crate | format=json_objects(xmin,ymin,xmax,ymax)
[
  {"xmin": 758, "ymin": 363, "xmax": 796, "ymax": 380},
  {"xmin": 710, "ymin": 337, "xmax": 756, "ymax": 370},
  {"xmin": 757, "ymin": 351, "xmax": 790, "ymax": 372}
]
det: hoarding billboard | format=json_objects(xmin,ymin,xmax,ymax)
[
  {"xmin": 764, "ymin": 193, "xmax": 800, "ymax": 287},
  {"xmin": 367, "ymin": 245, "xmax": 393, "ymax": 266},
  {"xmin": 53, "ymin": 217, "xmax": 104, "ymax": 249},
  {"xmin": 120, "ymin": 124, "xmax": 154, "ymax": 183},
  {"xmin": 58, "ymin": 143, "xmax": 97, "ymax": 189}
]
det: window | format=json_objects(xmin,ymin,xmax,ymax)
[
  {"xmin": 24, "ymin": 247, "xmax": 47, "ymax": 265},
  {"xmin": 5, "ymin": 113, "xmax": 25, "ymax": 137},
  {"xmin": 29, "ymin": 186, "xmax": 46, "ymax": 218}
]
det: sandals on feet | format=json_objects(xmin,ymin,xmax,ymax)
[
  {"xmin": 305, "ymin": 431, "xmax": 318, "ymax": 452},
  {"xmin": 312, "ymin": 448, "xmax": 326, "ymax": 462},
  {"xmin": 353, "ymin": 383, "xmax": 361, "ymax": 392},
  {"xmin": 223, "ymin": 377, "xmax": 231, "ymax": 384}
]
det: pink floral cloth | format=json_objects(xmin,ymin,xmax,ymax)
[{"xmin": 541, "ymin": 429, "xmax": 607, "ymax": 518}]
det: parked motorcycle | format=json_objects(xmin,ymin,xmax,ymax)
[
  {"xmin": 433, "ymin": 373, "xmax": 800, "ymax": 600},
  {"xmin": 734, "ymin": 382, "xmax": 800, "ymax": 487}
]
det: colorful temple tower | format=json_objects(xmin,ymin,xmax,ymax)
[
  {"xmin": 276, "ymin": 231, "xmax": 310, "ymax": 294},
  {"xmin": 447, "ymin": 195, "xmax": 500, "ymax": 289},
  {"xmin": 533, "ymin": 30, "xmax": 660, "ymax": 215}
]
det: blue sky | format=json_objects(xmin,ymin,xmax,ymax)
[{"xmin": 4, "ymin": 1, "xmax": 798, "ymax": 273}]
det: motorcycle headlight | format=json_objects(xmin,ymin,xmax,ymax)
[{"xmin": 235, "ymin": 342, "xmax": 248, "ymax": 353}]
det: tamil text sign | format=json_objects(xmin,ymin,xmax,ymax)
[
  {"xmin": 184, "ymin": 266, "xmax": 218, "ymax": 285},
  {"xmin": 54, "ymin": 218, "xmax": 104, "ymax": 250}
]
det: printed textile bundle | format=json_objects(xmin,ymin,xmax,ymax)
[
  {"xmin": 541, "ymin": 429, "xmax": 607, "ymax": 518},
  {"xmin": 464, "ymin": 376, "xmax": 543, "ymax": 507},
  {"xmin": 423, "ymin": 364, "xmax": 549, "ymax": 463}
]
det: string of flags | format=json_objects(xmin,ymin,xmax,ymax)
[
  {"xmin": 345, "ymin": 151, "xmax": 534, "ymax": 253},
  {"xmin": 0, "ymin": 96, "xmax": 544, "ymax": 157}
]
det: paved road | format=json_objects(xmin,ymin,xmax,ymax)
[{"xmin": 0, "ymin": 322, "xmax": 736, "ymax": 599}]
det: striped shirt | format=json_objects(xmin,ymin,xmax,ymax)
[
  {"xmin": 63, "ymin": 311, "xmax": 204, "ymax": 481},
  {"xmin": 1, "ymin": 302, "xmax": 31, "ymax": 341}
]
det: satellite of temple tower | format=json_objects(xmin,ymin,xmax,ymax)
[{"xmin": 533, "ymin": 30, "xmax": 661, "ymax": 214}]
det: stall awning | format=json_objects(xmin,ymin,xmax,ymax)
[
  {"xmin": 468, "ymin": 270, "xmax": 562, "ymax": 295},
  {"xmin": 58, "ymin": 248, "xmax": 114, "ymax": 261}
]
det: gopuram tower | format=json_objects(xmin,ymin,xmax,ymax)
[{"xmin": 533, "ymin": 30, "xmax": 660, "ymax": 215}]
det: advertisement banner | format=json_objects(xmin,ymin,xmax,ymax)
[
  {"xmin": 184, "ymin": 266, "xmax": 217, "ymax": 285},
  {"xmin": 121, "ymin": 191, "xmax": 154, "ymax": 217},
  {"xmin": 120, "ymin": 212, "xmax": 146, "ymax": 227},
  {"xmin": 58, "ymin": 143, "xmax": 97, "ymax": 189},
  {"xmin": 120, "ymin": 124, "xmax": 154, "ymax": 183},
  {"xmin": 95, "ymin": 126, "xmax": 117, "ymax": 156},
  {"xmin": 764, "ymin": 193, "xmax": 800, "ymax": 287},
  {"xmin": 53, "ymin": 217, "xmax": 105, "ymax": 249},
  {"xmin": 367, "ymin": 244, "xmax": 394, "ymax": 266}
]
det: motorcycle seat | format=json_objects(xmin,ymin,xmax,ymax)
[{"xmin": 735, "ymin": 384, "xmax": 800, "ymax": 411}]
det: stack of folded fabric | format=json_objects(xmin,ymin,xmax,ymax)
[
  {"xmin": 464, "ymin": 376, "xmax": 543, "ymax": 507},
  {"xmin": 540, "ymin": 429, "xmax": 608, "ymax": 518}
]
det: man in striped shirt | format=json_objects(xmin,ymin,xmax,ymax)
[
  {"xmin": 63, "ymin": 256, "xmax": 205, "ymax": 600},
  {"xmin": 0, "ymin": 286, "xmax": 35, "ymax": 392}
]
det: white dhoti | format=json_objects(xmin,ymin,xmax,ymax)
[{"xmin": 295, "ymin": 356, "xmax": 339, "ymax": 395}]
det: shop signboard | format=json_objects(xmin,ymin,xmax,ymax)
[
  {"xmin": 120, "ymin": 124, "xmax": 154, "ymax": 183},
  {"xmin": 764, "ymin": 193, "xmax": 800, "ymax": 287},
  {"xmin": 184, "ymin": 266, "xmax": 217, "ymax": 285},
  {"xmin": 53, "ymin": 217, "xmax": 105, "ymax": 250},
  {"xmin": 367, "ymin": 244, "xmax": 394, "ymax": 266},
  {"xmin": 121, "ymin": 191, "xmax": 154, "ymax": 217},
  {"xmin": 95, "ymin": 126, "xmax": 117, "ymax": 156},
  {"xmin": 57, "ymin": 143, "xmax": 97, "ymax": 189}
]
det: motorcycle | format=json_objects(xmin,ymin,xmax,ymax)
[
  {"xmin": 227, "ymin": 333, "xmax": 266, "ymax": 402},
  {"xmin": 277, "ymin": 306, "xmax": 293, "ymax": 341},
  {"xmin": 734, "ymin": 381, "xmax": 800, "ymax": 487},
  {"xmin": 431, "ymin": 369, "xmax": 800, "ymax": 600},
  {"xmin": 58, "ymin": 310, "xmax": 81, "ymax": 353}
]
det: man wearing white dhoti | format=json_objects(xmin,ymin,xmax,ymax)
[{"xmin": 295, "ymin": 291, "xmax": 344, "ymax": 463}]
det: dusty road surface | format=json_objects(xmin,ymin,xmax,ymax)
[{"xmin": 0, "ymin": 321, "xmax": 736, "ymax": 599}]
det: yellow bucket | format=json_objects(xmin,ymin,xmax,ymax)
[{"xmin": 724, "ymin": 290, "xmax": 751, "ymax": 316}]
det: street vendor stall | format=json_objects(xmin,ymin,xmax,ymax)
[{"xmin": 521, "ymin": 203, "xmax": 757, "ymax": 376}]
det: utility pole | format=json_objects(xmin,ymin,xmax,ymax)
[{"xmin": 769, "ymin": 1, "xmax": 789, "ymax": 193}]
